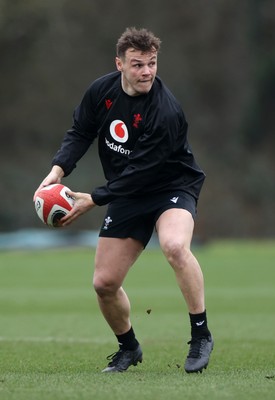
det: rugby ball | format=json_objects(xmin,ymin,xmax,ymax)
[{"xmin": 34, "ymin": 184, "xmax": 75, "ymax": 227}]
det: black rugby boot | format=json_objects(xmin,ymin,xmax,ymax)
[
  {"xmin": 184, "ymin": 334, "xmax": 214, "ymax": 373},
  {"xmin": 102, "ymin": 345, "xmax": 143, "ymax": 372}
]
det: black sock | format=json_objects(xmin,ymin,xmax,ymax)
[
  {"xmin": 116, "ymin": 327, "xmax": 139, "ymax": 351},
  {"xmin": 189, "ymin": 310, "xmax": 211, "ymax": 338}
]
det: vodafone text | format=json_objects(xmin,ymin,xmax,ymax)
[{"xmin": 105, "ymin": 137, "xmax": 132, "ymax": 155}]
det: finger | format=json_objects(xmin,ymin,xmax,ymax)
[
  {"xmin": 60, "ymin": 212, "xmax": 78, "ymax": 227},
  {"xmin": 59, "ymin": 206, "xmax": 79, "ymax": 226},
  {"xmin": 65, "ymin": 190, "xmax": 77, "ymax": 200}
]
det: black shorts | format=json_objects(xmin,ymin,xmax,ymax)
[{"xmin": 99, "ymin": 190, "xmax": 197, "ymax": 248}]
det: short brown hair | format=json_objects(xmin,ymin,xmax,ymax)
[{"xmin": 116, "ymin": 27, "xmax": 161, "ymax": 58}]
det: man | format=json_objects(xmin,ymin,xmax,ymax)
[{"xmin": 34, "ymin": 27, "xmax": 213, "ymax": 373}]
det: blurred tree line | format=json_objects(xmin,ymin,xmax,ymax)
[{"xmin": 0, "ymin": 0, "xmax": 274, "ymax": 238}]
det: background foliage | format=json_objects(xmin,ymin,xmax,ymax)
[{"xmin": 1, "ymin": 0, "xmax": 274, "ymax": 237}]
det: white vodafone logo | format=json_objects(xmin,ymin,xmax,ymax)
[{"xmin": 109, "ymin": 120, "xmax": 128, "ymax": 143}]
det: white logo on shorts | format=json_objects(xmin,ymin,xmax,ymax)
[
  {"xmin": 170, "ymin": 196, "xmax": 179, "ymax": 204},
  {"xmin": 103, "ymin": 216, "xmax": 112, "ymax": 230}
]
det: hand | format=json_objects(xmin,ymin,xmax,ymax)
[
  {"xmin": 60, "ymin": 191, "xmax": 96, "ymax": 226},
  {"xmin": 33, "ymin": 166, "xmax": 64, "ymax": 201}
]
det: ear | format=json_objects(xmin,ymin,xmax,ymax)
[{"xmin": 115, "ymin": 57, "xmax": 123, "ymax": 71}]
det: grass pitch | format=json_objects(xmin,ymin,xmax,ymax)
[{"xmin": 0, "ymin": 240, "xmax": 275, "ymax": 400}]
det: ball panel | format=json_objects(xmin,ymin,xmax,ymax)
[
  {"xmin": 59, "ymin": 186, "xmax": 75, "ymax": 207},
  {"xmin": 52, "ymin": 211, "xmax": 67, "ymax": 227},
  {"xmin": 34, "ymin": 196, "xmax": 45, "ymax": 223},
  {"xmin": 47, "ymin": 204, "xmax": 70, "ymax": 227}
]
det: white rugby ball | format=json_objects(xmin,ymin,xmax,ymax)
[{"xmin": 34, "ymin": 184, "xmax": 74, "ymax": 227}]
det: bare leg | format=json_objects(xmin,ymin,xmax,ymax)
[
  {"xmin": 156, "ymin": 209, "xmax": 205, "ymax": 314},
  {"xmin": 93, "ymin": 237, "xmax": 143, "ymax": 335}
]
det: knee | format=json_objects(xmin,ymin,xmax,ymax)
[
  {"xmin": 93, "ymin": 275, "xmax": 118, "ymax": 298},
  {"xmin": 161, "ymin": 239, "xmax": 191, "ymax": 267}
]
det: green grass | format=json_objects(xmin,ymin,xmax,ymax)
[{"xmin": 0, "ymin": 240, "xmax": 275, "ymax": 400}]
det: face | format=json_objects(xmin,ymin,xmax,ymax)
[{"xmin": 116, "ymin": 48, "xmax": 158, "ymax": 96}]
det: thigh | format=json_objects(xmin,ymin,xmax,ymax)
[
  {"xmin": 99, "ymin": 199, "xmax": 155, "ymax": 248},
  {"xmin": 156, "ymin": 209, "xmax": 195, "ymax": 249},
  {"xmin": 94, "ymin": 237, "xmax": 144, "ymax": 287}
]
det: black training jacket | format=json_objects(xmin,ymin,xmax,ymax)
[{"xmin": 52, "ymin": 71, "xmax": 205, "ymax": 206}]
